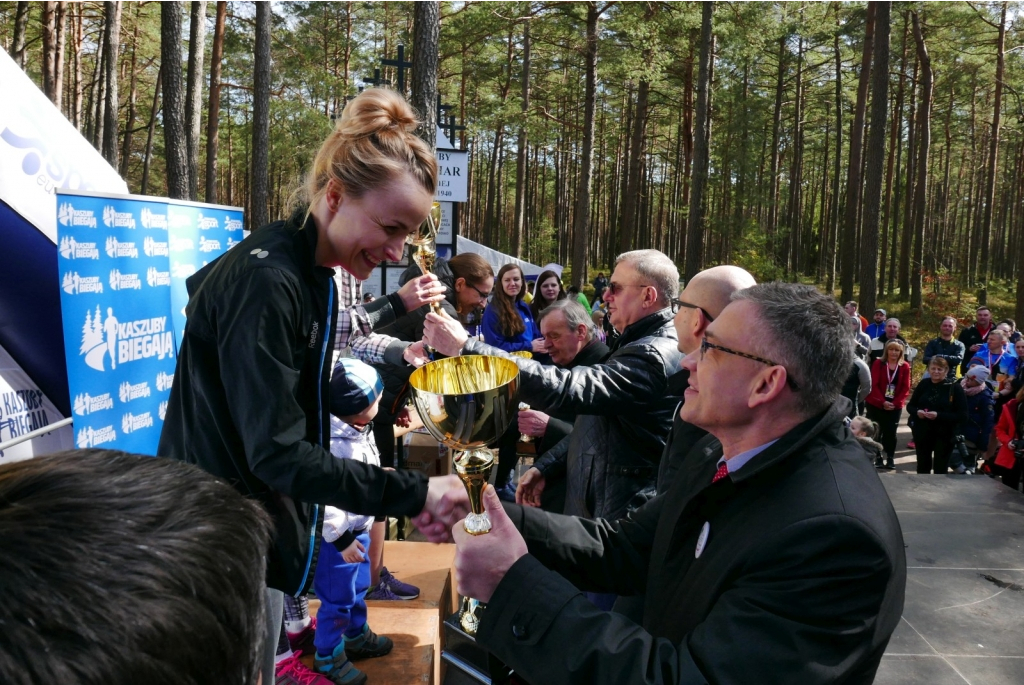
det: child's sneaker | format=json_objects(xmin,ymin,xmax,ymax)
[
  {"xmin": 275, "ymin": 652, "xmax": 337, "ymax": 685},
  {"xmin": 381, "ymin": 567, "xmax": 420, "ymax": 600},
  {"xmin": 365, "ymin": 580, "xmax": 402, "ymax": 601},
  {"xmin": 345, "ymin": 623, "xmax": 394, "ymax": 660},
  {"xmin": 287, "ymin": 616, "xmax": 317, "ymax": 657},
  {"xmin": 314, "ymin": 643, "xmax": 367, "ymax": 685}
]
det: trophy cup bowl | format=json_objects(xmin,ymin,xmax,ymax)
[{"xmin": 408, "ymin": 354, "xmax": 520, "ymax": 635}]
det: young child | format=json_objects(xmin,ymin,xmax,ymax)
[
  {"xmin": 850, "ymin": 416, "xmax": 885, "ymax": 466},
  {"xmin": 313, "ymin": 358, "xmax": 413, "ymax": 684}
]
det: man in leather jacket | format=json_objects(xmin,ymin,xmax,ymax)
[{"xmin": 423, "ymin": 249, "xmax": 684, "ymax": 523}]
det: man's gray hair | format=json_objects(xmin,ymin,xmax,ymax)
[
  {"xmin": 732, "ymin": 283, "xmax": 853, "ymax": 416},
  {"xmin": 886, "ymin": 318, "xmax": 901, "ymax": 328},
  {"xmin": 616, "ymin": 249, "xmax": 679, "ymax": 306},
  {"xmin": 538, "ymin": 299, "xmax": 595, "ymax": 339}
]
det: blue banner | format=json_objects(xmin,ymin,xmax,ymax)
[{"xmin": 57, "ymin": 191, "xmax": 243, "ymax": 456}]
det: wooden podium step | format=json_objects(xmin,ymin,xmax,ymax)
[{"xmin": 305, "ymin": 541, "xmax": 457, "ymax": 685}]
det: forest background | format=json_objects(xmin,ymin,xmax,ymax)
[{"xmin": 3, "ymin": 0, "xmax": 1024, "ymax": 332}]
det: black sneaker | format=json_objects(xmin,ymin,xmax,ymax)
[{"xmin": 345, "ymin": 624, "xmax": 393, "ymax": 660}]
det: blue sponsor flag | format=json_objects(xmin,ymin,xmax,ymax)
[{"xmin": 57, "ymin": 191, "xmax": 243, "ymax": 456}]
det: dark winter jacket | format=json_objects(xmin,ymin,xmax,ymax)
[
  {"xmin": 158, "ymin": 213, "xmax": 427, "ymax": 596},
  {"xmin": 856, "ymin": 435, "xmax": 885, "ymax": 463},
  {"xmin": 533, "ymin": 338, "xmax": 611, "ymax": 456},
  {"xmin": 906, "ymin": 377, "xmax": 968, "ymax": 440},
  {"xmin": 962, "ymin": 380, "xmax": 995, "ymax": 448},
  {"xmin": 465, "ymin": 307, "xmax": 684, "ymax": 519},
  {"xmin": 958, "ymin": 324, "xmax": 993, "ymax": 374},
  {"xmin": 479, "ymin": 399, "xmax": 907, "ymax": 685},
  {"xmin": 922, "ymin": 337, "xmax": 966, "ymax": 376}
]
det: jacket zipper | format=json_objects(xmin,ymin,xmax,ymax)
[{"xmin": 295, "ymin": 279, "xmax": 334, "ymax": 596}]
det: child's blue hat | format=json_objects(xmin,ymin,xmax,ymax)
[{"xmin": 330, "ymin": 358, "xmax": 384, "ymax": 417}]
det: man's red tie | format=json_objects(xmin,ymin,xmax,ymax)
[{"xmin": 712, "ymin": 462, "xmax": 729, "ymax": 484}]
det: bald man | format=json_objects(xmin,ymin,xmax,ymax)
[{"xmin": 662, "ymin": 265, "xmax": 757, "ymax": 488}]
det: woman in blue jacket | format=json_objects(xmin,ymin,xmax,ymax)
[{"xmin": 483, "ymin": 264, "xmax": 548, "ymax": 355}]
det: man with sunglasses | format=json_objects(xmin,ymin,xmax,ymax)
[{"xmin": 422, "ymin": 282, "xmax": 906, "ymax": 685}]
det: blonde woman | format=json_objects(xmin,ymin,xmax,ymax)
[{"xmin": 865, "ymin": 340, "xmax": 911, "ymax": 469}]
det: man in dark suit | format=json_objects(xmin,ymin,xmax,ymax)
[{"xmin": 426, "ymin": 282, "xmax": 906, "ymax": 685}]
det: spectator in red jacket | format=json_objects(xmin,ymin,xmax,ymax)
[
  {"xmin": 993, "ymin": 388, "xmax": 1024, "ymax": 491},
  {"xmin": 866, "ymin": 340, "xmax": 911, "ymax": 470}
]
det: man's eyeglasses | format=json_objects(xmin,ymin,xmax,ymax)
[
  {"xmin": 605, "ymin": 282, "xmax": 650, "ymax": 297},
  {"xmin": 467, "ymin": 283, "xmax": 491, "ymax": 300},
  {"xmin": 699, "ymin": 338, "xmax": 800, "ymax": 390},
  {"xmin": 672, "ymin": 299, "xmax": 714, "ymax": 322}
]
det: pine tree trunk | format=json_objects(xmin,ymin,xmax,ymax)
[
  {"xmin": 161, "ymin": 2, "xmax": 189, "ymax": 199},
  {"xmin": 205, "ymin": 1, "xmax": 226, "ymax": 203},
  {"xmin": 840, "ymin": 2, "xmax": 875, "ymax": 302},
  {"xmin": 71, "ymin": 6, "xmax": 83, "ymax": 129},
  {"xmin": 251, "ymin": 1, "xmax": 272, "ymax": 227},
  {"xmin": 978, "ymin": 2, "xmax": 1006, "ymax": 306},
  {"xmin": 909, "ymin": 11, "xmax": 932, "ymax": 310},
  {"xmin": 102, "ymin": 1, "xmax": 121, "ymax": 167},
  {"xmin": 859, "ymin": 1, "xmax": 889, "ymax": 314},
  {"xmin": 620, "ymin": 78, "xmax": 650, "ymax": 255},
  {"xmin": 42, "ymin": 2, "xmax": 56, "ymax": 101},
  {"xmin": 684, "ymin": 0, "xmax": 713, "ymax": 281},
  {"xmin": 53, "ymin": 2, "xmax": 66, "ymax": 110},
  {"xmin": 185, "ymin": 1, "xmax": 207, "ymax": 201},
  {"xmin": 141, "ymin": 64, "xmax": 162, "ymax": 195},
  {"xmin": 411, "ymin": 1, "xmax": 439, "ymax": 150},
  {"xmin": 120, "ymin": 5, "xmax": 140, "ymax": 177},
  {"xmin": 571, "ymin": 3, "xmax": 599, "ymax": 289},
  {"xmin": 11, "ymin": 2, "xmax": 29, "ymax": 69},
  {"xmin": 827, "ymin": 12, "xmax": 843, "ymax": 295},
  {"xmin": 512, "ymin": 18, "xmax": 530, "ymax": 259},
  {"xmin": 767, "ymin": 35, "xmax": 785, "ymax": 253}
]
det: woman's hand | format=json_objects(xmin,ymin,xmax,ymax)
[
  {"xmin": 397, "ymin": 273, "xmax": 446, "ymax": 312},
  {"xmin": 531, "ymin": 338, "xmax": 549, "ymax": 354},
  {"xmin": 883, "ymin": 401, "xmax": 894, "ymax": 411},
  {"xmin": 395, "ymin": 407, "xmax": 413, "ymax": 428},
  {"xmin": 341, "ymin": 538, "xmax": 366, "ymax": 564}
]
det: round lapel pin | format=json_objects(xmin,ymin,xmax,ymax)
[{"xmin": 695, "ymin": 521, "xmax": 710, "ymax": 559}]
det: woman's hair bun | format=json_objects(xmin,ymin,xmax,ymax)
[{"xmin": 336, "ymin": 88, "xmax": 418, "ymax": 139}]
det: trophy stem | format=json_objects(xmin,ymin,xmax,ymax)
[{"xmin": 454, "ymin": 448, "xmax": 495, "ymax": 535}]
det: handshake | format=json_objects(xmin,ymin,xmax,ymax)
[{"xmin": 416, "ymin": 475, "xmax": 529, "ymax": 604}]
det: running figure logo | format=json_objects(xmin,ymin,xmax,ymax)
[{"xmin": 80, "ymin": 306, "xmax": 118, "ymax": 371}]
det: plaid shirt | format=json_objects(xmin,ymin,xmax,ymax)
[{"xmin": 332, "ymin": 268, "xmax": 392, "ymax": 365}]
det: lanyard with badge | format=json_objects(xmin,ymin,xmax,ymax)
[{"xmin": 885, "ymin": 364, "xmax": 898, "ymax": 400}]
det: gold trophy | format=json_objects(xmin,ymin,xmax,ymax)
[
  {"xmin": 407, "ymin": 202, "xmax": 443, "ymax": 314},
  {"xmin": 408, "ymin": 354, "xmax": 520, "ymax": 634}
]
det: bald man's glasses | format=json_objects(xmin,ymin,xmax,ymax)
[{"xmin": 672, "ymin": 299, "xmax": 714, "ymax": 322}]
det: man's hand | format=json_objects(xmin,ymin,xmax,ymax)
[
  {"xmin": 515, "ymin": 467, "xmax": 546, "ymax": 507},
  {"xmin": 412, "ymin": 474, "xmax": 469, "ymax": 543},
  {"xmin": 403, "ymin": 341, "xmax": 432, "ymax": 368},
  {"xmin": 397, "ymin": 273, "xmax": 446, "ymax": 312},
  {"xmin": 971, "ymin": 343, "xmax": 982, "ymax": 352},
  {"xmin": 453, "ymin": 486, "xmax": 528, "ymax": 603},
  {"xmin": 341, "ymin": 538, "xmax": 366, "ymax": 563},
  {"xmin": 531, "ymin": 337, "xmax": 549, "ymax": 354},
  {"xmin": 517, "ymin": 409, "xmax": 550, "ymax": 438},
  {"xmin": 423, "ymin": 309, "xmax": 469, "ymax": 357}
]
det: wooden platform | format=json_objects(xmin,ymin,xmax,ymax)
[{"xmin": 306, "ymin": 540, "xmax": 457, "ymax": 685}]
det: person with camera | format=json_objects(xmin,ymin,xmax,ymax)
[
  {"xmin": 993, "ymin": 386, "xmax": 1024, "ymax": 491},
  {"xmin": 906, "ymin": 357, "xmax": 968, "ymax": 474}
]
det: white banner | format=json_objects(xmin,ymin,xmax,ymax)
[
  {"xmin": 0, "ymin": 341, "xmax": 74, "ymax": 464},
  {"xmin": 0, "ymin": 50, "xmax": 128, "ymax": 244},
  {"xmin": 435, "ymin": 149, "xmax": 468, "ymax": 203}
]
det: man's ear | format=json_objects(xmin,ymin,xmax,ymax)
[
  {"xmin": 576, "ymin": 324, "xmax": 588, "ymax": 339},
  {"xmin": 748, "ymin": 366, "xmax": 789, "ymax": 409}
]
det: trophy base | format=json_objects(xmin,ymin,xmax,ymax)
[
  {"xmin": 442, "ymin": 612, "xmax": 515, "ymax": 685},
  {"xmin": 463, "ymin": 511, "xmax": 491, "ymax": 535}
]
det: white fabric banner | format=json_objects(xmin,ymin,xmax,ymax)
[
  {"xmin": 0, "ymin": 50, "xmax": 128, "ymax": 244},
  {"xmin": 0, "ymin": 341, "xmax": 74, "ymax": 464}
]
